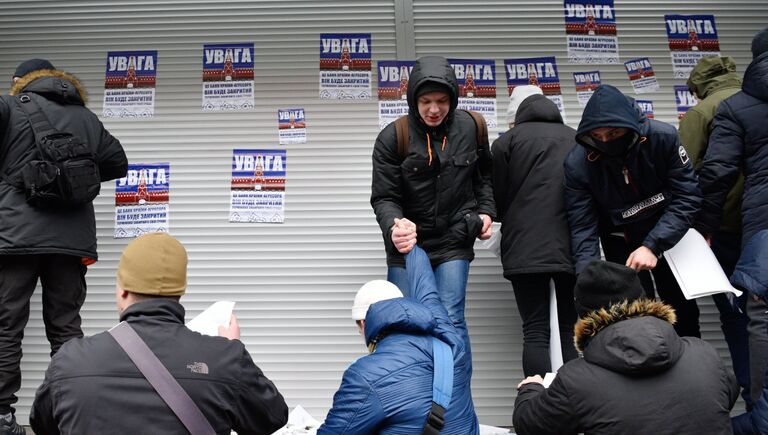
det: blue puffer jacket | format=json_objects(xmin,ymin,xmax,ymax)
[
  {"xmin": 318, "ymin": 245, "xmax": 479, "ymax": 434},
  {"xmin": 564, "ymin": 85, "xmax": 702, "ymax": 273}
]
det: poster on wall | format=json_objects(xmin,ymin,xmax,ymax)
[
  {"xmin": 563, "ymin": 0, "xmax": 619, "ymax": 64},
  {"xmin": 377, "ymin": 60, "xmax": 414, "ymax": 129},
  {"xmin": 636, "ymin": 99, "xmax": 654, "ymax": 119},
  {"xmin": 202, "ymin": 43, "xmax": 255, "ymax": 111},
  {"xmin": 103, "ymin": 50, "xmax": 157, "ymax": 118},
  {"xmin": 504, "ymin": 57, "xmax": 567, "ymax": 123},
  {"xmin": 448, "ymin": 59, "xmax": 498, "ymax": 128},
  {"xmin": 114, "ymin": 163, "xmax": 169, "ymax": 239},
  {"xmin": 278, "ymin": 108, "xmax": 307, "ymax": 145},
  {"xmin": 665, "ymin": 14, "xmax": 720, "ymax": 79},
  {"xmin": 675, "ymin": 85, "xmax": 699, "ymax": 120},
  {"xmin": 573, "ymin": 70, "xmax": 601, "ymax": 107},
  {"xmin": 624, "ymin": 57, "xmax": 660, "ymax": 94},
  {"xmin": 319, "ymin": 33, "xmax": 372, "ymax": 99},
  {"xmin": 229, "ymin": 149, "xmax": 286, "ymax": 223}
]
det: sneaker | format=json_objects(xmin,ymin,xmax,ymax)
[{"xmin": 0, "ymin": 413, "xmax": 25, "ymax": 435}]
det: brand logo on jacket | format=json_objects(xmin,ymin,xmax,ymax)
[
  {"xmin": 187, "ymin": 362, "xmax": 209, "ymax": 374},
  {"xmin": 678, "ymin": 146, "xmax": 690, "ymax": 165},
  {"xmin": 622, "ymin": 193, "xmax": 665, "ymax": 219}
]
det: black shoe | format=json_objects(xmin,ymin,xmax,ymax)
[{"xmin": 0, "ymin": 413, "xmax": 25, "ymax": 435}]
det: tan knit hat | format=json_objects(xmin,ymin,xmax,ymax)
[{"xmin": 117, "ymin": 233, "xmax": 187, "ymax": 296}]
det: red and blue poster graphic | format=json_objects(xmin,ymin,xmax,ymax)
[
  {"xmin": 114, "ymin": 163, "xmax": 169, "ymax": 238},
  {"xmin": 229, "ymin": 149, "xmax": 286, "ymax": 223},
  {"xmin": 573, "ymin": 70, "xmax": 601, "ymax": 107},
  {"xmin": 377, "ymin": 60, "xmax": 414, "ymax": 129},
  {"xmin": 202, "ymin": 43, "xmax": 255, "ymax": 111},
  {"xmin": 319, "ymin": 33, "xmax": 372, "ymax": 99},
  {"xmin": 278, "ymin": 108, "xmax": 307, "ymax": 145},
  {"xmin": 636, "ymin": 99, "xmax": 654, "ymax": 120},
  {"xmin": 103, "ymin": 50, "xmax": 157, "ymax": 118},
  {"xmin": 449, "ymin": 59, "xmax": 498, "ymax": 128},
  {"xmin": 564, "ymin": 0, "xmax": 619, "ymax": 64},
  {"xmin": 504, "ymin": 57, "xmax": 567, "ymax": 122},
  {"xmin": 675, "ymin": 85, "xmax": 699, "ymax": 120},
  {"xmin": 624, "ymin": 57, "xmax": 659, "ymax": 94},
  {"xmin": 665, "ymin": 14, "xmax": 720, "ymax": 79}
]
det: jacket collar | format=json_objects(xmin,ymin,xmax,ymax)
[
  {"xmin": 9, "ymin": 69, "xmax": 88, "ymax": 105},
  {"xmin": 119, "ymin": 299, "xmax": 186, "ymax": 324}
]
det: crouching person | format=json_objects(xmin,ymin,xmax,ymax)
[
  {"xmin": 318, "ymin": 244, "xmax": 479, "ymax": 434},
  {"xmin": 30, "ymin": 233, "xmax": 288, "ymax": 435},
  {"xmin": 513, "ymin": 261, "xmax": 738, "ymax": 435}
]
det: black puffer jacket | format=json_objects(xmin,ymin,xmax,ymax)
[
  {"xmin": 30, "ymin": 299, "xmax": 288, "ymax": 435},
  {"xmin": 371, "ymin": 56, "xmax": 495, "ymax": 267},
  {"xmin": 698, "ymin": 51, "xmax": 768, "ymax": 245},
  {"xmin": 492, "ymin": 94, "xmax": 575, "ymax": 277},
  {"xmin": 0, "ymin": 69, "xmax": 127, "ymax": 259},
  {"xmin": 513, "ymin": 299, "xmax": 738, "ymax": 435}
]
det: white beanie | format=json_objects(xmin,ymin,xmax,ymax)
[
  {"xmin": 351, "ymin": 280, "xmax": 404, "ymax": 320},
  {"xmin": 507, "ymin": 85, "xmax": 544, "ymax": 125}
]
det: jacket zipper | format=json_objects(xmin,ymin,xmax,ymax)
[{"xmin": 622, "ymin": 166, "xmax": 639, "ymax": 195}]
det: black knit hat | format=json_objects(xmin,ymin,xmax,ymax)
[
  {"xmin": 753, "ymin": 27, "xmax": 768, "ymax": 59},
  {"xmin": 574, "ymin": 261, "xmax": 645, "ymax": 317},
  {"xmin": 415, "ymin": 81, "xmax": 451, "ymax": 99},
  {"xmin": 13, "ymin": 59, "xmax": 55, "ymax": 79}
]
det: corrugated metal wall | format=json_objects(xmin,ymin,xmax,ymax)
[{"xmin": 0, "ymin": 0, "xmax": 766, "ymax": 428}]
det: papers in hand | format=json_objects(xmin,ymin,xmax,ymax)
[
  {"xmin": 542, "ymin": 372, "xmax": 557, "ymax": 388},
  {"xmin": 664, "ymin": 229, "xmax": 743, "ymax": 300},
  {"xmin": 186, "ymin": 301, "xmax": 235, "ymax": 336}
]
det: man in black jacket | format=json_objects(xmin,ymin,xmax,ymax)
[
  {"xmin": 492, "ymin": 94, "xmax": 577, "ymax": 377},
  {"xmin": 371, "ymin": 56, "xmax": 495, "ymax": 362},
  {"xmin": 30, "ymin": 232, "xmax": 288, "ymax": 435},
  {"xmin": 513, "ymin": 261, "xmax": 738, "ymax": 435},
  {"xmin": 0, "ymin": 59, "xmax": 127, "ymax": 434},
  {"xmin": 564, "ymin": 84, "xmax": 702, "ymax": 338}
]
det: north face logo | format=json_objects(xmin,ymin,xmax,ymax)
[{"xmin": 187, "ymin": 362, "xmax": 209, "ymax": 374}]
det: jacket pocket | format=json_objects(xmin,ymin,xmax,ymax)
[
  {"xmin": 452, "ymin": 151, "xmax": 478, "ymax": 168},
  {"xmin": 401, "ymin": 155, "xmax": 436, "ymax": 180},
  {"xmin": 450, "ymin": 211, "xmax": 483, "ymax": 248}
]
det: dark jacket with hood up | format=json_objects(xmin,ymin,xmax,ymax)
[
  {"xmin": 30, "ymin": 299, "xmax": 288, "ymax": 435},
  {"xmin": 492, "ymin": 94, "xmax": 576, "ymax": 277},
  {"xmin": 371, "ymin": 56, "xmax": 495, "ymax": 267},
  {"xmin": 0, "ymin": 69, "xmax": 128, "ymax": 259},
  {"xmin": 513, "ymin": 299, "xmax": 739, "ymax": 435},
  {"xmin": 698, "ymin": 51, "xmax": 768, "ymax": 246},
  {"xmin": 564, "ymin": 85, "xmax": 702, "ymax": 273}
]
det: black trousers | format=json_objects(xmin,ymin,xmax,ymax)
[{"xmin": 0, "ymin": 254, "xmax": 87, "ymax": 413}]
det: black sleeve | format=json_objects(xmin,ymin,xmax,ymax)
[
  {"xmin": 30, "ymin": 360, "xmax": 62, "ymax": 435},
  {"xmin": 370, "ymin": 127, "xmax": 404, "ymax": 249},
  {"xmin": 473, "ymin": 122, "xmax": 496, "ymax": 219},
  {"xmin": 94, "ymin": 119, "xmax": 128, "ymax": 182},
  {"xmin": 513, "ymin": 379, "xmax": 579, "ymax": 435},
  {"xmin": 232, "ymin": 348, "xmax": 289, "ymax": 435},
  {"xmin": 491, "ymin": 134, "xmax": 510, "ymax": 222},
  {"xmin": 563, "ymin": 153, "xmax": 601, "ymax": 274}
]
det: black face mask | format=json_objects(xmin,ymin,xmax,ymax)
[{"xmin": 590, "ymin": 132, "xmax": 638, "ymax": 158}]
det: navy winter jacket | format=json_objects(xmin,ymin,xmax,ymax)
[{"xmin": 564, "ymin": 85, "xmax": 702, "ymax": 273}]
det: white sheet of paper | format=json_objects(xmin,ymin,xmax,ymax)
[
  {"xmin": 186, "ymin": 301, "xmax": 236, "ymax": 336},
  {"xmin": 542, "ymin": 372, "xmax": 557, "ymax": 388},
  {"xmin": 664, "ymin": 229, "xmax": 742, "ymax": 300}
]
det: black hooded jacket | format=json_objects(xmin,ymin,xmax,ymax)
[
  {"xmin": 371, "ymin": 56, "xmax": 495, "ymax": 266},
  {"xmin": 492, "ymin": 94, "xmax": 575, "ymax": 277},
  {"xmin": 563, "ymin": 85, "xmax": 702, "ymax": 273}
]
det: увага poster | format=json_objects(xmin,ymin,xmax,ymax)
[
  {"xmin": 636, "ymin": 99, "xmax": 655, "ymax": 119},
  {"xmin": 229, "ymin": 149, "xmax": 286, "ymax": 223},
  {"xmin": 278, "ymin": 108, "xmax": 307, "ymax": 145},
  {"xmin": 103, "ymin": 50, "xmax": 157, "ymax": 118},
  {"xmin": 504, "ymin": 57, "xmax": 567, "ymax": 123},
  {"xmin": 114, "ymin": 163, "xmax": 169, "ymax": 239},
  {"xmin": 564, "ymin": 0, "xmax": 619, "ymax": 64},
  {"xmin": 573, "ymin": 70, "xmax": 601, "ymax": 107},
  {"xmin": 665, "ymin": 14, "xmax": 720, "ymax": 79},
  {"xmin": 319, "ymin": 33, "xmax": 372, "ymax": 99},
  {"xmin": 449, "ymin": 59, "xmax": 498, "ymax": 128},
  {"xmin": 202, "ymin": 43, "xmax": 255, "ymax": 111},
  {"xmin": 377, "ymin": 60, "xmax": 414, "ymax": 130},
  {"xmin": 675, "ymin": 85, "xmax": 699, "ymax": 120},
  {"xmin": 624, "ymin": 57, "xmax": 660, "ymax": 94}
]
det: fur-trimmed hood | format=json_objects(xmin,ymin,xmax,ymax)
[{"xmin": 9, "ymin": 69, "xmax": 87, "ymax": 105}]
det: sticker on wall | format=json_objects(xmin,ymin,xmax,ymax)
[
  {"xmin": 504, "ymin": 57, "xmax": 567, "ymax": 123},
  {"xmin": 665, "ymin": 14, "xmax": 720, "ymax": 79},
  {"xmin": 573, "ymin": 70, "xmax": 601, "ymax": 107},
  {"xmin": 564, "ymin": 0, "xmax": 620, "ymax": 64},
  {"xmin": 114, "ymin": 163, "xmax": 169, "ymax": 239},
  {"xmin": 202, "ymin": 43, "xmax": 255, "ymax": 111},
  {"xmin": 448, "ymin": 59, "xmax": 498, "ymax": 128},
  {"xmin": 278, "ymin": 108, "xmax": 307, "ymax": 145},
  {"xmin": 624, "ymin": 58, "xmax": 660, "ymax": 94},
  {"xmin": 377, "ymin": 60, "xmax": 414, "ymax": 130},
  {"xmin": 229, "ymin": 149, "xmax": 286, "ymax": 223},
  {"xmin": 636, "ymin": 99, "xmax": 654, "ymax": 119},
  {"xmin": 103, "ymin": 50, "xmax": 157, "ymax": 118},
  {"xmin": 319, "ymin": 33, "xmax": 372, "ymax": 99},
  {"xmin": 675, "ymin": 85, "xmax": 699, "ymax": 120}
]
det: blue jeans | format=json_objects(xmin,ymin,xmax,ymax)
[{"xmin": 388, "ymin": 260, "xmax": 471, "ymax": 363}]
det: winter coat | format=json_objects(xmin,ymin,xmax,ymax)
[
  {"xmin": 0, "ymin": 69, "xmax": 127, "ymax": 259},
  {"xmin": 492, "ymin": 94, "xmax": 575, "ymax": 277},
  {"xmin": 371, "ymin": 56, "xmax": 495, "ymax": 267},
  {"xmin": 318, "ymin": 246, "xmax": 479, "ymax": 434},
  {"xmin": 679, "ymin": 56, "xmax": 743, "ymax": 234},
  {"xmin": 563, "ymin": 85, "xmax": 702, "ymax": 273},
  {"xmin": 513, "ymin": 299, "xmax": 739, "ymax": 435},
  {"xmin": 29, "ymin": 299, "xmax": 288, "ymax": 435},
  {"xmin": 698, "ymin": 52, "xmax": 768, "ymax": 245}
]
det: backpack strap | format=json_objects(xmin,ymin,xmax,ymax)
[
  {"xmin": 463, "ymin": 109, "xmax": 488, "ymax": 153},
  {"xmin": 15, "ymin": 93, "xmax": 57, "ymax": 145},
  {"xmin": 421, "ymin": 337, "xmax": 454, "ymax": 435},
  {"xmin": 394, "ymin": 115, "xmax": 410, "ymax": 160}
]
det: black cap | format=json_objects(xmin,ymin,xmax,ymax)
[
  {"xmin": 753, "ymin": 27, "xmax": 768, "ymax": 59},
  {"xmin": 574, "ymin": 261, "xmax": 645, "ymax": 317},
  {"xmin": 13, "ymin": 59, "xmax": 55, "ymax": 79},
  {"xmin": 415, "ymin": 81, "xmax": 451, "ymax": 99}
]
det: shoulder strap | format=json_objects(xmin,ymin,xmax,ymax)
[
  {"xmin": 109, "ymin": 322, "xmax": 216, "ymax": 435},
  {"xmin": 463, "ymin": 110, "xmax": 488, "ymax": 152},
  {"xmin": 394, "ymin": 116, "xmax": 410, "ymax": 159},
  {"xmin": 15, "ymin": 93, "xmax": 57, "ymax": 144},
  {"xmin": 422, "ymin": 337, "xmax": 454, "ymax": 435}
]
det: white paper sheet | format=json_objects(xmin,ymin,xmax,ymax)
[{"xmin": 186, "ymin": 301, "xmax": 236, "ymax": 336}]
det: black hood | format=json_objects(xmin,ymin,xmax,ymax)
[
  {"xmin": 514, "ymin": 94, "xmax": 563, "ymax": 125},
  {"xmin": 406, "ymin": 56, "xmax": 459, "ymax": 124},
  {"xmin": 744, "ymin": 51, "xmax": 768, "ymax": 102},
  {"xmin": 576, "ymin": 85, "xmax": 641, "ymax": 153}
]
